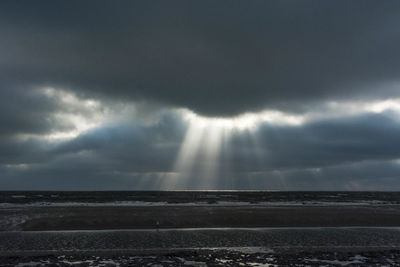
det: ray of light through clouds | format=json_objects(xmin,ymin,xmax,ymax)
[
  {"xmin": 5, "ymin": 86, "xmax": 400, "ymax": 190},
  {"xmin": 2, "ymin": 1, "xmax": 400, "ymax": 190},
  {"xmin": 7, "ymin": 87, "xmax": 400, "ymax": 190},
  {"xmin": 160, "ymin": 98, "xmax": 400, "ymax": 190},
  {"xmin": 167, "ymin": 109, "xmax": 305, "ymax": 189}
]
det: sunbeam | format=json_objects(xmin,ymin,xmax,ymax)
[
  {"xmin": 171, "ymin": 108, "xmax": 301, "ymax": 189},
  {"xmin": 174, "ymin": 123, "xmax": 206, "ymax": 174},
  {"xmin": 198, "ymin": 126, "xmax": 224, "ymax": 188}
]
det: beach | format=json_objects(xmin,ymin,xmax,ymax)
[
  {"xmin": 2, "ymin": 191, "xmax": 400, "ymax": 266},
  {"xmin": 2, "ymin": 205, "xmax": 400, "ymax": 231}
]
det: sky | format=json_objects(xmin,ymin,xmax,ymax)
[{"xmin": 1, "ymin": 0, "xmax": 400, "ymax": 190}]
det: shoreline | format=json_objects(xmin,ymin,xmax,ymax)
[
  {"xmin": 10, "ymin": 225, "xmax": 400, "ymax": 232},
  {"xmin": 3, "ymin": 227, "xmax": 400, "ymax": 252},
  {"xmin": 2, "ymin": 245, "xmax": 400, "ymax": 257},
  {"xmin": 3, "ymin": 191, "xmax": 400, "ymax": 265},
  {"xmin": 2, "ymin": 227, "xmax": 400, "ymax": 265},
  {"xmin": 2, "ymin": 205, "xmax": 400, "ymax": 231},
  {"xmin": 1, "ymin": 201, "xmax": 399, "ymax": 207}
]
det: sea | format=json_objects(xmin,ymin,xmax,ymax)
[{"xmin": 1, "ymin": 190, "xmax": 400, "ymax": 206}]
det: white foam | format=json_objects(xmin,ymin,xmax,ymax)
[
  {"xmin": 245, "ymin": 262, "xmax": 277, "ymax": 267},
  {"xmin": 11, "ymin": 195, "xmax": 26, "ymax": 198},
  {"xmin": 305, "ymin": 256, "xmax": 366, "ymax": 266},
  {"xmin": 182, "ymin": 260, "xmax": 207, "ymax": 266}
]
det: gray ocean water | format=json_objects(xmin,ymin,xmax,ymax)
[{"xmin": 2, "ymin": 191, "xmax": 400, "ymax": 205}]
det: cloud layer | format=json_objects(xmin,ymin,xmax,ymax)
[
  {"xmin": 1, "ymin": 1, "xmax": 400, "ymax": 116},
  {"xmin": 1, "ymin": 1, "xmax": 400, "ymax": 190}
]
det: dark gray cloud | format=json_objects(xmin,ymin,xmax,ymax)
[
  {"xmin": 1, "ymin": 110, "xmax": 400, "ymax": 189},
  {"xmin": 1, "ymin": 0, "xmax": 400, "ymax": 115},
  {"xmin": 1, "ymin": 1, "xmax": 400, "ymax": 190},
  {"xmin": 49, "ymin": 112, "xmax": 400, "ymax": 173},
  {"xmin": 217, "ymin": 111, "xmax": 400, "ymax": 172},
  {"xmin": 0, "ymin": 85, "xmax": 70, "ymax": 137}
]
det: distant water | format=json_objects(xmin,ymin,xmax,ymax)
[{"xmin": 1, "ymin": 191, "xmax": 400, "ymax": 205}]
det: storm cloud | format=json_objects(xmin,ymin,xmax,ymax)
[
  {"xmin": 2, "ymin": 0, "xmax": 400, "ymax": 115},
  {"xmin": 1, "ymin": 0, "xmax": 400, "ymax": 190}
]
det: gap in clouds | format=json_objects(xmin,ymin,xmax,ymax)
[{"xmin": 1, "ymin": 86, "xmax": 400, "ymax": 190}]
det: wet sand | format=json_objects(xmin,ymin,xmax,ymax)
[
  {"xmin": 1, "ymin": 227, "xmax": 400, "ymax": 265},
  {"xmin": 3, "ymin": 227, "xmax": 400, "ymax": 252},
  {"xmin": 2, "ymin": 204, "xmax": 400, "ymax": 265},
  {"xmin": 2, "ymin": 247, "xmax": 400, "ymax": 266},
  {"xmin": 2, "ymin": 205, "xmax": 400, "ymax": 231}
]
